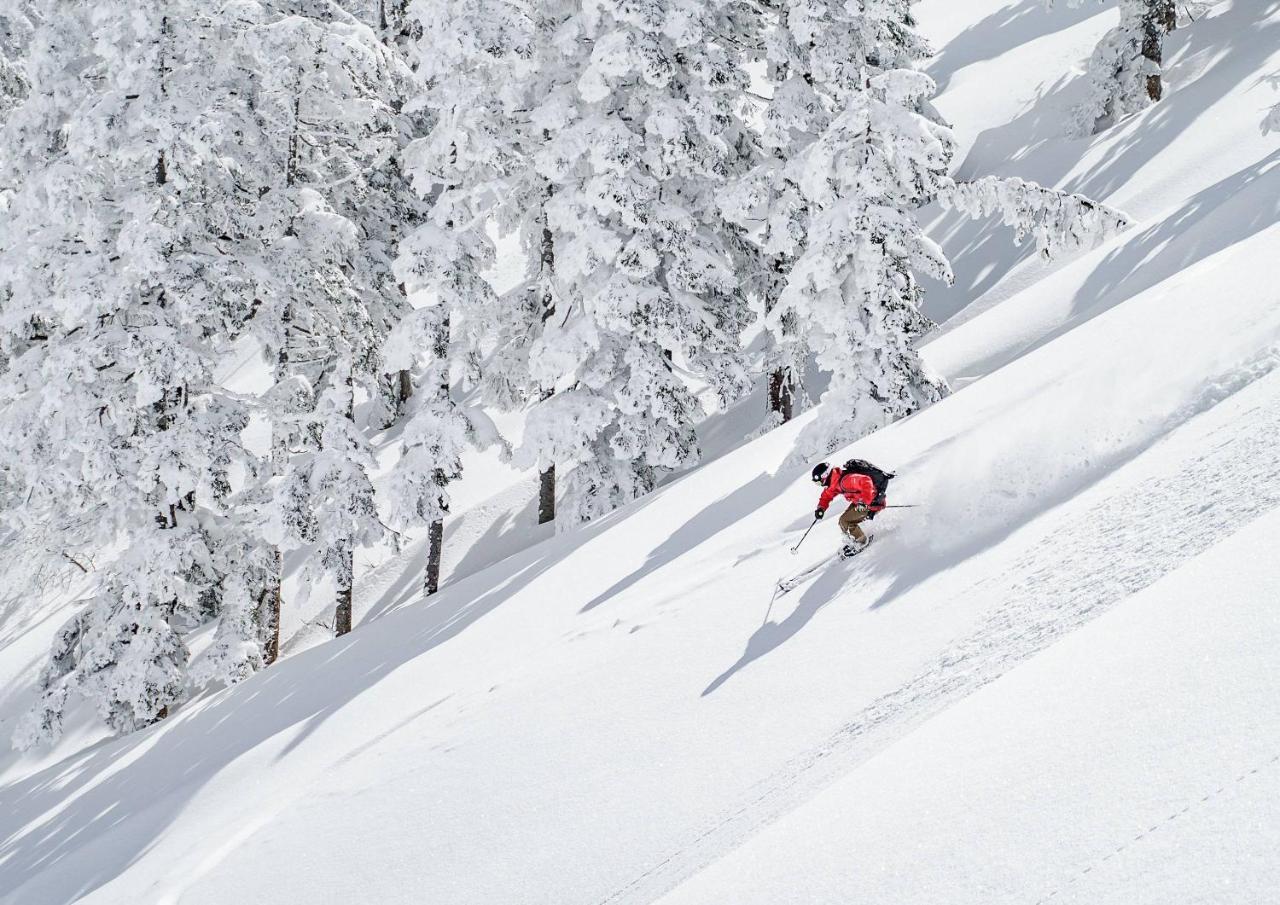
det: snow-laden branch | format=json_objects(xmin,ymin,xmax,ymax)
[
  {"xmin": 940, "ymin": 176, "xmax": 1131, "ymax": 259},
  {"xmin": 1265, "ymin": 105, "xmax": 1280, "ymax": 136},
  {"xmin": 1263, "ymin": 74, "xmax": 1280, "ymax": 135}
]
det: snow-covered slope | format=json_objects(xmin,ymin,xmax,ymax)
[
  {"xmin": 655, "ymin": 504, "xmax": 1280, "ymax": 905},
  {"xmin": 3, "ymin": 2, "xmax": 1279, "ymax": 903},
  {"xmin": 922, "ymin": 0, "xmax": 1280, "ymax": 348}
]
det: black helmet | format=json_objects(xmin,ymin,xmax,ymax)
[{"xmin": 811, "ymin": 462, "xmax": 830, "ymax": 484}]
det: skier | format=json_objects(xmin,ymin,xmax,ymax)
[{"xmin": 811, "ymin": 460, "xmax": 892, "ymax": 558}]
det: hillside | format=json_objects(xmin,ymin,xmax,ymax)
[{"xmin": 2, "ymin": 1, "xmax": 1279, "ymax": 903}]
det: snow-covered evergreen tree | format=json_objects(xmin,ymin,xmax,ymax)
[
  {"xmin": 3, "ymin": 0, "xmax": 422, "ymax": 746},
  {"xmin": 1, "ymin": 1, "xmax": 274, "ymax": 746},
  {"xmin": 781, "ymin": 73, "xmax": 954, "ymax": 453},
  {"xmin": 716, "ymin": 2, "xmax": 949, "ymax": 454},
  {"xmin": 269, "ymin": 361, "xmax": 384, "ymax": 636},
  {"xmin": 375, "ymin": 0, "xmax": 522, "ymax": 584},
  {"xmin": 720, "ymin": 1, "xmax": 943, "ymax": 443},
  {"xmin": 724, "ymin": 1, "xmax": 1129, "ymax": 457},
  {"xmin": 404, "ymin": 0, "xmax": 758, "ymax": 528},
  {"xmin": 383, "ymin": 232, "xmax": 478, "ymax": 593},
  {"xmin": 0, "ymin": 3, "xmax": 35, "ymax": 119},
  {"xmin": 399, "ymin": 2, "xmax": 573, "ymax": 529},
  {"xmin": 1055, "ymin": 0, "xmax": 1178, "ymax": 133},
  {"xmin": 527, "ymin": 0, "xmax": 760, "ymax": 524},
  {"xmin": 230, "ymin": 0, "xmax": 425, "ymax": 631}
]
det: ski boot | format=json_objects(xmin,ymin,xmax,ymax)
[{"xmin": 838, "ymin": 536, "xmax": 872, "ymax": 560}]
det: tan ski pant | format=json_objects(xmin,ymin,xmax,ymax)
[{"xmin": 838, "ymin": 504, "xmax": 869, "ymax": 544}]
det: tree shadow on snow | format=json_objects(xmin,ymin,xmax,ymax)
[
  {"xmin": 359, "ymin": 485, "xmax": 547, "ymax": 625},
  {"xmin": 1072, "ymin": 150, "xmax": 1280, "ymax": 317},
  {"xmin": 928, "ymin": 0, "xmax": 1103, "ymax": 94},
  {"xmin": 0, "ymin": 473, "xmax": 665, "ymax": 904},
  {"xmin": 580, "ymin": 471, "xmax": 791, "ymax": 613},
  {"xmin": 924, "ymin": 1, "xmax": 1280, "ymax": 333},
  {"xmin": 952, "ymin": 1, "xmax": 1280, "ymax": 200},
  {"xmin": 0, "ymin": 436, "xmax": 799, "ymax": 903},
  {"xmin": 449, "ymin": 493, "xmax": 545, "ymax": 582},
  {"xmin": 955, "ymin": 149, "xmax": 1280, "ymax": 381}
]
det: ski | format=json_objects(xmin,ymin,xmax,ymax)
[
  {"xmin": 777, "ymin": 558, "xmax": 830, "ymax": 594},
  {"xmin": 776, "ymin": 537, "xmax": 874, "ymax": 596}
]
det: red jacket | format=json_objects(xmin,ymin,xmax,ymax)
[{"xmin": 817, "ymin": 468, "xmax": 876, "ymax": 512}]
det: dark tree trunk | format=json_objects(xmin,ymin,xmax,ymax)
[
  {"xmin": 334, "ymin": 560, "xmax": 353, "ymax": 637},
  {"xmin": 398, "ymin": 368, "xmax": 413, "ymax": 407},
  {"xmin": 536, "ymin": 180, "xmax": 558, "ymax": 526},
  {"xmin": 287, "ymin": 93, "xmax": 302, "ymax": 187},
  {"xmin": 419, "ymin": 316, "xmax": 451, "ymax": 597},
  {"xmin": 539, "ymin": 211, "xmax": 555, "ymax": 291},
  {"xmin": 263, "ymin": 591, "xmax": 281, "ymax": 664},
  {"xmin": 764, "ymin": 243, "xmax": 797, "ymax": 425},
  {"xmin": 424, "ymin": 518, "xmax": 444, "ymax": 595},
  {"xmin": 539, "ymin": 464, "xmax": 556, "ymax": 526},
  {"xmin": 152, "ymin": 28, "xmax": 172, "ymax": 525},
  {"xmin": 390, "ymin": 279, "xmax": 414, "ymax": 419},
  {"xmin": 335, "ymin": 369, "xmax": 357, "ymax": 636},
  {"xmin": 1142, "ymin": 0, "xmax": 1177, "ymax": 102},
  {"xmin": 258, "ymin": 562, "xmax": 282, "ymax": 666},
  {"xmin": 272, "ymin": 305, "xmax": 292, "ymax": 467},
  {"xmin": 263, "ymin": 306, "xmax": 292, "ymax": 662},
  {"xmin": 768, "ymin": 368, "xmax": 795, "ymax": 423}
]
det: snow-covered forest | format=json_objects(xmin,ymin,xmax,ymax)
[
  {"xmin": 1, "ymin": 0, "xmax": 1278, "ymax": 902},
  {"xmin": 0, "ymin": 0, "xmax": 1128, "ymax": 746}
]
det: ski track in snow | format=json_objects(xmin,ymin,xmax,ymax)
[
  {"xmin": 600, "ymin": 369, "xmax": 1280, "ymax": 905},
  {"xmin": 1031, "ymin": 750, "xmax": 1280, "ymax": 905}
]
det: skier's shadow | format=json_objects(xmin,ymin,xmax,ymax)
[{"xmin": 702, "ymin": 560, "xmax": 851, "ymax": 696}]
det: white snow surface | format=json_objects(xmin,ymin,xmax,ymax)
[
  {"xmin": 655, "ymin": 504, "xmax": 1280, "ymax": 905},
  {"xmin": 3, "ymin": 1, "xmax": 1280, "ymax": 902}
]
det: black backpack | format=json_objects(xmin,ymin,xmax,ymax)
[{"xmin": 841, "ymin": 458, "xmax": 894, "ymax": 499}]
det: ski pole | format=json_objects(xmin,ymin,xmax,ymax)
[{"xmin": 791, "ymin": 518, "xmax": 819, "ymax": 554}]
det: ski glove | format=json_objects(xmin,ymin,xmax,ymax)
[
  {"xmin": 814, "ymin": 508, "xmax": 825, "ymax": 520},
  {"xmin": 851, "ymin": 503, "xmax": 868, "ymax": 514}
]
